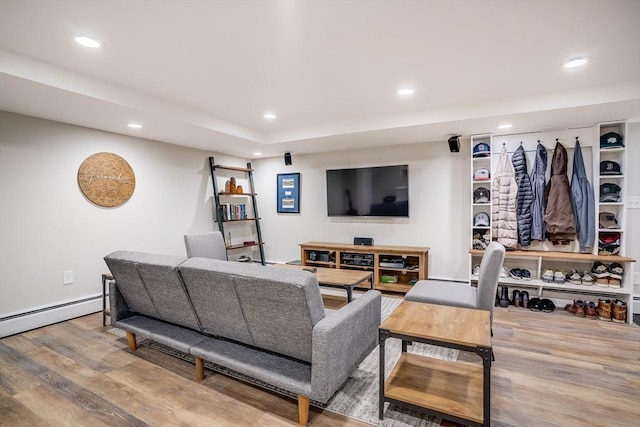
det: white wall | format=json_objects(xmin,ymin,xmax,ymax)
[
  {"xmin": 253, "ymin": 141, "xmax": 470, "ymax": 281},
  {"xmin": 0, "ymin": 111, "xmax": 245, "ymax": 319}
]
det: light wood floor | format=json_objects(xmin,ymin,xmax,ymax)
[{"xmin": 1, "ymin": 299, "xmax": 638, "ymax": 427}]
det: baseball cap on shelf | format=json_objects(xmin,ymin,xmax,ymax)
[
  {"xmin": 599, "ymin": 183, "xmax": 621, "ymax": 202},
  {"xmin": 600, "ymin": 132, "xmax": 624, "ymax": 149},
  {"xmin": 474, "ymin": 168, "xmax": 490, "ymax": 180},
  {"xmin": 600, "ymin": 160, "xmax": 621, "ymax": 175},
  {"xmin": 599, "ymin": 212, "xmax": 619, "ymax": 229},
  {"xmin": 473, "ymin": 212, "xmax": 490, "ymax": 227},
  {"xmin": 472, "ymin": 142, "xmax": 491, "ymax": 158},
  {"xmin": 473, "ymin": 187, "xmax": 490, "ymax": 203},
  {"xmin": 598, "ymin": 232, "xmax": 621, "ymax": 256}
]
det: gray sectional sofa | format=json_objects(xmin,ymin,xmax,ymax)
[{"xmin": 105, "ymin": 251, "xmax": 382, "ymax": 425}]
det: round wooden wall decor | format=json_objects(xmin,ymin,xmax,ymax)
[{"xmin": 77, "ymin": 152, "xmax": 136, "ymax": 207}]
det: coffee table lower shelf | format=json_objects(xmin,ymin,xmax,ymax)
[{"xmin": 384, "ymin": 353, "xmax": 484, "ymax": 425}]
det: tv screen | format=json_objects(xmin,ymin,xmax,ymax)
[{"xmin": 326, "ymin": 165, "xmax": 409, "ymax": 217}]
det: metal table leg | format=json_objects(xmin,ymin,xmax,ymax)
[{"xmin": 379, "ymin": 329, "xmax": 389, "ymax": 420}]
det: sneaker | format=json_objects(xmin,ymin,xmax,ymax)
[
  {"xmin": 608, "ymin": 263, "xmax": 624, "ymax": 288},
  {"xmin": 521, "ymin": 269, "xmax": 531, "ymax": 280},
  {"xmin": 541, "ymin": 269, "xmax": 554, "ymax": 283},
  {"xmin": 566, "ymin": 270, "xmax": 582, "ymax": 285},
  {"xmin": 611, "ymin": 299, "xmax": 627, "ymax": 323},
  {"xmin": 591, "ymin": 261, "xmax": 610, "ymax": 286},
  {"xmin": 472, "ymin": 263, "xmax": 481, "ymax": 276},
  {"xmin": 581, "ymin": 271, "xmax": 595, "ymax": 286},
  {"xmin": 509, "ymin": 268, "xmax": 522, "ymax": 280},
  {"xmin": 553, "ymin": 270, "xmax": 566, "ymax": 284},
  {"xmin": 499, "ymin": 267, "xmax": 509, "ymax": 279}
]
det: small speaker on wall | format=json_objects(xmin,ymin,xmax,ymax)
[
  {"xmin": 448, "ymin": 135, "xmax": 460, "ymax": 153},
  {"xmin": 354, "ymin": 237, "xmax": 373, "ymax": 246},
  {"xmin": 284, "ymin": 152, "xmax": 292, "ymax": 165}
]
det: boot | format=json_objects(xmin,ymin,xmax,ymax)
[
  {"xmin": 512, "ymin": 289, "xmax": 521, "ymax": 307},
  {"xmin": 521, "ymin": 291, "xmax": 529, "ymax": 309},
  {"xmin": 495, "ymin": 288, "xmax": 500, "ymax": 307},
  {"xmin": 499, "ymin": 286, "xmax": 510, "ymax": 307}
]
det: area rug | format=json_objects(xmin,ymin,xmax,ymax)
[{"xmin": 108, "ymin": 291, "xmax": 458, "ymax": 426}]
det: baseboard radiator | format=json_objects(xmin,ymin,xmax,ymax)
[{"xmin": 0, "ymin": 295, "xmax": 102, "ymax": 338}]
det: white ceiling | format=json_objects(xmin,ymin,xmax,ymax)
[{"xmin": 1, "ymin": 0, "xmax": 639, "ymax": 159}]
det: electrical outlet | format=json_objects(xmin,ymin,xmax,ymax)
[
  {"xmin": 628, "ymin": 196, "xmax": 640, "ymax": 210},
  {"xmin": 63, "ymin": 270, "xmax": 73, "ymax": 285}
]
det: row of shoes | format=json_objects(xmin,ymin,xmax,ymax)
[
  {"xmin": 494, "ymin": 287, "xmax": 556, "ymax": 312},
  {"xmin": 564, "ymin": 299, "xmax": 627, "ymax": 323},
  {"xmin": 540, "ymin": 261, "xmax": 624, "ymax": 287}
]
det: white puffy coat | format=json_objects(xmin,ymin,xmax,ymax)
[{"xmin": 492, "ymin": 146, "xmax": 518, "ymax": 249}]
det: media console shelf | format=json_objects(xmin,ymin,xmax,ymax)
[{"xmin": 300, "ymin": 242, "xmax": 429, "ymax": 293}]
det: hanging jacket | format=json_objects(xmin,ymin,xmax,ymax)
[
  {"xmin": 544, "ymin": 141, "xmax": 576, "ymax": 242},
  {"xmin": 530, "ymin": 143, "xmax": 547, "ymax": 241},
  {"xmin": 511, "ymin": 145, "xmax": 534, "ymax": 246},
  {"xmin": 492, "ymin": 146, "xmax": 518, "ymax": 249},
  {"xmin": 570, "ymin": 139, "xmax": 595, "ymax": 253}
]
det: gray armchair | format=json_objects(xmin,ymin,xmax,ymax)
[
  {"xmin": 404, "ymin": 241, "xmax": 505, "ymax": 325},
  {"xmin": 184, "ymin": 231, "xmax": 228, "ymax": 260}
]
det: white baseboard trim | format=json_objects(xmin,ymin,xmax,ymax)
[{"xmin": 0, "ymin": 296, "xmax": 103, "ymax": 338}]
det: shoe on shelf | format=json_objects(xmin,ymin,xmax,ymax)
[
  {"xmin": 566, "ymin": 269, "xmax": 582, "ymax": 285},
  {"xmin": 541, "ymin": 269, "xmax": 554, "ymax": 283},
  {"xmin": 553, "ymin": 270, "xmax": 566, "ymax": 284},
  {"xmin": 512, "ymin": 289, "xmax": 522, "ymax": 307},
  {"xmin": 540, "ymin": 299, "xmax": 556, "ymax": 313},
  {"xmin": 472, "ymin": 263, "xmax": 481, "ymax": 276},
  {"xmin": 564, "ymin": 300, "xmax": 585, "ymax": 317},
  {"xmin": 591, "ymin": 261, "xmax": 610, "ymax": 286},
  {"xmin": 509, "ymin": 268, "xmax": 522, "ymax": 280},
  {"xmin": 521, "ymin": 269, "xmax": 531, "ymax": 280},
  {"xmin": 584, "ymin": 301, "xmax": 597, "ymax": 319},
  {"xmin": 521, "ymin": 290, "xmax": 530, "ymax": 308},
  {"xmin": 528, "ymin": 297, "xmax": 542, "ymax": 311},
  {"xmin": 581, "ymin": 271, "xmax": 595, "ymax": 286},
  {"xmin": 612, "ymin": 299, "xmax": 627, "ymax": 323},
  {"xmin": 608, "ymin": 263, "xmax": 624, "ymax": 288},
  {"xmin": 596, "ymin": 299, "xmax": 612, "ymax": 321},
  {"xmin": 499, "ymin": 286, "xmax": 510, "ymax": 308},
  {"xmin": 499, "ymin": 267, "xmax": 509, "ymax": 279}
]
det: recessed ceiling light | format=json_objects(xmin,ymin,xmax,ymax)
[
  {"xmin": 127, "ymin": 123, "xmax": 142, "ymax": 129},
  {"xmin": 498, "ymin": 124, "xmax": 513, "ymax": 129},
  {"xmin": 263, "ymin": 112, "xmax": 277, "ymax": 119},
  {"xmin": 253, "ymin": 152, "xmax": 263, "ymax": 156},
  {"xmin": 563, "ymin": 57, "xmax": 588, "ymax": 69},
  {"xmin": 397, "ymin": 87, "xmax": 414, "ymax": 96},
  {"xmin": 75, "ymin": 36, "xmax": 101, "ymax": 48}
]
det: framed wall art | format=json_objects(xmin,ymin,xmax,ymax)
[{"xmin": 277, "ymin": 173, "xmax": 300, "ymax": 213}]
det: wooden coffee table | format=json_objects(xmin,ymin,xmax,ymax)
[
  {"xmin": 271, "ymin": 264, "xmax": 372, "ymax": 302},
  {"xmin": 379, "ymin": 301, "xmax": 492, "ymax": 426}
]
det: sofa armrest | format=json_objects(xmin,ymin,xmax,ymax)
[
  {"xmin": 109, "ymin": 280, "xmax": 134, "ymax": 325},
  {"xmin": 311, "ymin": 290, "xmax": 381, "ymax": 402}
]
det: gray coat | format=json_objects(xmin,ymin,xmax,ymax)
[
  {"xmin": 530, "ymin": 143, "xmax": 547, "ymax": 241},
  {"xmin": 512, "ymin": 145, "xmax": 534, "ymax": 246},
  {"xmin": 570, "ymin": 139, "xmax": 595, "ymax": 252}
]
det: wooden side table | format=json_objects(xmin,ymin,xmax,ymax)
[
  {"xmin": 102, "ymin": 273, "xmax": 114, "ymax": 326},
  {"xmin": 379, "ymin": 301, "xmax": 492, "ymax": 426}
]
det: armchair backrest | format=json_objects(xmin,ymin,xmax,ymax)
[
  {"xmin": 184, "ymin": 231, "xmax": 227, "ymax": 260},
  {"xmin": 476, "ymin": 241, "xmax": 506, "ymax": 321}
]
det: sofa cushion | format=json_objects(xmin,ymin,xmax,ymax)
[
  {"xmin": 136, "ymin": 257, "xmax": 201, "ymax": 330},
  {"xmin": 180, "ymin": 258, "xmax": 325, "ymax": 362},
  {"xmin": 178, "ymin": 258, "xmax": 254, "ymax": 345},
  {"xmin": 404, "ymin": 279, "xmax": 477, "ymax": 309},
  {"xmin": 104, "ymin": 251, "xmax": 162, "ymax": 318}
]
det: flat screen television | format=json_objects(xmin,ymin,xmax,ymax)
[{"xmin": 326, "ymin": 165, "xmax": 409, "ymax": 217}]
